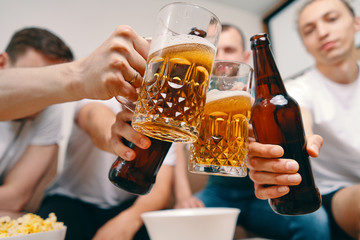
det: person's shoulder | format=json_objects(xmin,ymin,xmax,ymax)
[
  {"xmin": 34, "ymin": 104, "xmax": 63, "ymax": 121},
  {"xmin": 289, "ymin": 67, "xmax": 317, "ymax": 82},
  {"xmin": 73, "ymin": 97, "xmax": 120, "ymax": 117}
]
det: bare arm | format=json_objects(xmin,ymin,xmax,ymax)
[
  {"xmin": 93, "ymin": 164, "xmax": 173, "ymax": 240},
  {"xmin": 300, "ymin": 107, "xmax": 314, "ymax": 136},
  {"xmin": 0, "ymin": 25, "xmax": 149, "ymax": 121},
  {"xmin": 76, "ymin": 102, "xmax": 116, "ymax": 153},
  {"xmin": 76, "ymin": 102, "xmax": 151, "ymax": 160},
  {"xmin": 0, "ymin": 144, "xmax": 58, "ymax": 211},
  {"xmin": 173, "ymin": 144, "xmax": 204, "ymax": 208},
  {"xmin": 76, "ymin": 101, "xmax": 173, "ymax": 239}
]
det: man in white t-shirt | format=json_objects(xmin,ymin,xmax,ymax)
[
  {"xmin": 38, "ymin": 98, "xmax": 174, "ymax": 240},
  {"xmin": 249, "ymin": 0, "xmax": 360, "ymax": 239},
  {"xmin": 0, "ymin": 27, "xmax": 73, "ymax": 215}
]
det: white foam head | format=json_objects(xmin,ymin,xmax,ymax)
[
  {"xmin": 206, "ymin": 89, "xmax": 251, "ymax": 104},
  {"xmin": 149, "ymin": 34, "xmax": 216, "ymax": 55}
]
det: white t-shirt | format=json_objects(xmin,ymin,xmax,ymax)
[
  {"xmin": 285, "ymin": 67, "xmax": 360, "ymax": 195},
  {"xmin": 47, "ymin": 98, "xmax": 176, "ymax": 209},
  {"xmin": 0, "ymin": 105, "xmax": 63, "ymax": 184}
]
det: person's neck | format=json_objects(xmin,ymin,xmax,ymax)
[{"xmin": 316, "ymin": 57, "xmax": 359, "ymax": 84}]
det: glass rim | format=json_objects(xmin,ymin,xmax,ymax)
[
  {"xmin": 213, "ymin": 59, "xmax": 252, "ymax": 72},
  {"xmin": 158, "ymin": 2, "xmax": 221, "ymax": 26}
]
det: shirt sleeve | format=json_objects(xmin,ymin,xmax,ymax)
[
  {"xmin": 29, "ymin": 104, "xmax": 64, "ymax": 145},
  {"xmin": 75, "ymin": 98, "xmax": 122, "ymax": 116},
  {"xmin": 285, "ymin": 76, "xmax": 313, "ymax": 111},
  {"xmin": 162, "ymin": 143, "xmax": 176, "ymax": 166}
]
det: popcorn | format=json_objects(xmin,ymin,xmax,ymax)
[{"xmin": 0, "ymin": 213, "xmax": 64, "ymax": 237}]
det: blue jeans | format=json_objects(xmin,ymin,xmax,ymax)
[{"xmin": 195, "ymin": 184, "xmax": 330, "ymax": 240}]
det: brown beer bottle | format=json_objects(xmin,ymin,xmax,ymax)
[
  {"xmin": 250, "ymin": 33, "xmax": 321, "ymax": 215},
  {"xmin": 109, "ymin": 123, "xmax": 172, "ymax": 195}
]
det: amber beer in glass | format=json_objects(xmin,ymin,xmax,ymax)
[
  {"xmin": 132, "ymin": 2, "xmax": 222, "ymax": 143},
  {"xmin": 109, "ymin": 122, "xmax": 172, "ymax": 195},
  {"xmin": 188, "ymin": 60, "xmax": 253, "ymax": 177},
  {"xmin": 250, "ymin": 33, "xmax": 321, "ymax": 215}
]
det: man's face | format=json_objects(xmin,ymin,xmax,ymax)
[
  {"xmin": 216, "ymin": 28, "xmax": 248, "ymax": 62},
  {"xmin": 298, "ymin": 0, "xmax": 360, "ymax": 65}
]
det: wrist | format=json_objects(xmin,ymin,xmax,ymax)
[
  {"xmin": 63, "ymin": 59, "xmax": 88, "ymax": 102},
  {"xmin": 117, "ymin": 209, "xmax": 144, "ymax": 229}
]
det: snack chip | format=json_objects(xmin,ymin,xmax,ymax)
[{"xmin": 0, "ymin": 213, "xmax": 64, "ymax": 237}]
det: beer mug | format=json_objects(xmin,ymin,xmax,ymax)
[
  {"xmin": 188, "ymin": 60, "xmax": 253, "ymax": 177},
  {"xmin": 132, "ymin": 2, "xmax": 222, "ymax": 143}
]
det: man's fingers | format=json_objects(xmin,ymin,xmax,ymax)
[
  {"xmin": 248, "ymin": 157, "xmax": 299, "ymax": 174},
  {"xmin": 249, "ymin": 170, "xmax": 302, "ymax": 186},
  {"xmin": 306, "ymin": 134, "xmax": 323, "ymax": 157},
  {"xmin": 109, "ymin": 110, "xmax": 151, "ymax": 160},
  {"xmin": 249, "ymin": 141, "xmax": 284, "ymax": 158},
  {"xmin": 254, "ymin": 184, "xmax": 290, "ymax": 200}
]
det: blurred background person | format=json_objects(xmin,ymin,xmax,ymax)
[
  {"xmin": 0, "ymin": 27, "xmax": 73, "ymax": 217},
  {"xmin": 38, "ymin": 98, "xmax": 175, "ymax": 240},
  {"xmin": 249, "ymin": 0, "xmax": 360, "ymax": 239}
]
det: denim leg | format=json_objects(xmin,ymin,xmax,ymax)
[
  {"xmin": 195, "ymin": 185, "xmax": 253, "ymax": 208},
  {"xmin": 195, "ymin": 187, "xmax": 331, "ymax": 240},
  {"xmin": 243, "ymin": 199, "xmax": 331, "ymax": 240}
]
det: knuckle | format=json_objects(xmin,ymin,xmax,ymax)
[
  {"xmin": 110, "ymin": 43, "xmax": 131, "ymax": 56},
  {"xmin": 274, "ymin": 174, "xmax": 285, "ymax": 184},
  {"xmin": 249, "ymin": 171, "xmax": 262, "ymax": 183},
  {"xmin": 110, "ymin": 57, "xmax": 127, "ymax": 70},
  {"xmin": 115, "ymin": 25, "xmax": 134, "ymax": 37},
  {"xmin": 271, "ymin": 160, "xmax": 284, "ymax": 172},
  {"xmin": 247, "ymin": 156, "xmax": 258, "ymax": 170}
]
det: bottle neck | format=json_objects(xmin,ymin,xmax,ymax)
[{"xmin": 252, "ymin": 45, "xmax": 287, "ymax": 98}]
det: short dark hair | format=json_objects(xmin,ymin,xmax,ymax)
[
  {"xmin": 221, "ymin": 23, "xmax": 246, "ymax": 50},
  {"xmin": 5, "ymin": 27, "xmax": 74, "ymax": 64}
]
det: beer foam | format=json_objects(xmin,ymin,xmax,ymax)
[
  {"xmin": 206, "ymin": 89, "xmax": 251, "ymax": 104},
  {"xmin": 149, "ymin": 34, "xmax": 216, "ymax": 55}
]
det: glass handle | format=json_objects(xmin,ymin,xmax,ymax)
[{"xmin": 115, "ymin": 96, "xmax": 136, "ymax": 113}]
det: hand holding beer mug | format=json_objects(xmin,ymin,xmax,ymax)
[
  {"xmin": 188, "ymin": 60, "xmax": 253, "ymax": 177},
  {"xmin": 131, "ymin": 2, "xmax": 222, "ymax": 143}
]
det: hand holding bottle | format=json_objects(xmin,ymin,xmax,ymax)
[
  {"xmin": 247, "ymin": 134, "xmax": 323, "ymax": 200},
  {"xmin": 249, "ymin": 33, "xmax": 321, "ymax": 215}
]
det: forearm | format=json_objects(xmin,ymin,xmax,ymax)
[
  {"xmin": 0, "ymin": 62, "xmax": 81, "ymax": 121},
  {"xmin": 0, "ymin": 185, "xmax": 31, "ymax": 211},
  {"xmin": 123, "ymin": 165, "xmax": 173, "ymax": 219},
  {"xmin": 174, "ymin": 144, "xmax": 193, "ymax": 202},
  {"xmin": 300, "ymin": 107, "xmax": 314, "ymax": 137},
  {"xmin": 1, "ymin": 145, "xmax": 58, "ymax": 211},
  {"xmin": 76, "ymin": 102, "xmax": 116, "ymax": 152}
]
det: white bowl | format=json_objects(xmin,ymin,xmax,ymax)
[
  {"xmin": 1, "ymin": 227, "xmax": 66, "ymax": 240},
  {"xmin": 142, "ymin": 208, "xmax": 240, "ymax": 240}
]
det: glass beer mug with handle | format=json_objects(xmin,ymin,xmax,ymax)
[
  {"xmin": 188, "ymin": 60, "xmax": 253, "ymax": 177},
  {"xmin": 131, "ymin": 2, "xmax": 222, "ymax": 143},
  {"xmin": 250, "ymin": 33, "xmax": 321, "ymax": 215}
]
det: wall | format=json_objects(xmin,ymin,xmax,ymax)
[{"xmin": 0, "ymin": 0, "xmax": 263, "ymax": 59}]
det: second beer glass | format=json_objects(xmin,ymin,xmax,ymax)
[
  {"xmin": 132, "ymin": 2, "xmax": 222, "ymax": 143},
  {"xmin": 188, "ymin": 60, "xmax": 253, "ymax": 177}
]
